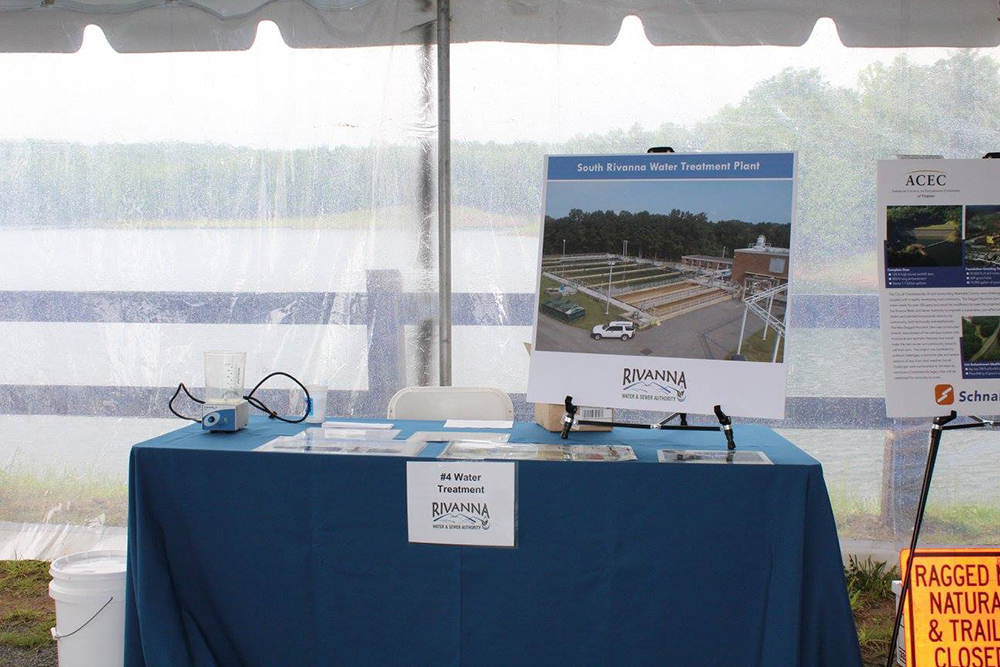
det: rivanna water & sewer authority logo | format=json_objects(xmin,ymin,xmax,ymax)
[
  {"xmin": 621, "ymin": 367, "xmax": 687, "ymax": 403},
  {"xmin": 432, "ymin": 501, "xmax": 491, "ymax": 531}
]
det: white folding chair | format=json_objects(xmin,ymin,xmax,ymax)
[{"xmin": 386, "ymin": 386, "xmax": 514, "ymax": 421}]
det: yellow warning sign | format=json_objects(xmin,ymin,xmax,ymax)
[{"xmin": 901, "ymin": 549, "xmax": 1000, "ymax": 667}]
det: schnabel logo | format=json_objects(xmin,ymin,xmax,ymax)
[
  {"xmin": 905, "ymin": 170, "xmax": 947, "ymax": 187},
  {"xmin": 621, "ymin": 368, "xmax": 687, "ymax": 402},
  {"xmin": 431, "ymin": 502, "xmax": 490, "ymax": 530},
  {"xmin": 936, "ymin": 385, "xmax": 1000, "ymax": 404},
  {"xmin": 934, "ymin": 384, "xmax": 954, "ymax": 406}
]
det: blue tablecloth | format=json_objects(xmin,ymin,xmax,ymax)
[{"xmin": 125, "ymin": 418, "xmax": 861, "ymax": 667}]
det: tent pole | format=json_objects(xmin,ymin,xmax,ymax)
[{"xmin": 437, "ymin": 0, "xmax": 452, "ymax": 386}]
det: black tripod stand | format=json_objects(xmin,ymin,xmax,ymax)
[
  {"xmin": 560, "ymin": 395, "xmax": 736, "ymax": 449},
  {"xmin": 885, "ymin": 410, "xmax": 995, "ymax": 667}
]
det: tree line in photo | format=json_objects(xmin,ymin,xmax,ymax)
[
  {"xmin": 1, "ymin": 49, "xmax": 999, "ymax": 276},
  {"xmin": 542, "ymin": 208, "xmax": 791, "ymax": 260}
]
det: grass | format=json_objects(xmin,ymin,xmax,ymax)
[
  {"xmin": 856, "ymin": 614, "xmax": 895, "ymax": 667},
  {"xmin": 845, "ymin": 555, "xmax": 897, "ymax": 602},
  {"xmin": 538, "ymin": 275, "xmax": 627, "ymax": 331},
  {"xmin": 0, "ymin": 561, "xmax": 50, "ymax": 600},
  {"xmin": 0, "ymin": 610, "xmax": 53, "ymax": 649},
  {"xmin": 0, "ymin": 561, "xmax": 54, "ymax": 650},
  {"xmin": 845, "ymin": 556, "xmax": 898, "ymax": 667},
  {"xmin": 913, "ymin": 221, "xmax": 961, "ymax": 233},
  {"xmin": 0, "ymin": 468, "xmax": 128, "ymax": 526},
  {"xmin": 833, "ymin": 500, "xmax": 1000, "ymax": 544},
  {"xmin": 734, "ymin": 326, "xmax": 785, "ymax": 363},
  {"xmin": 919, "ymin": 504, "xmax": 1000, "ymax": 542}
]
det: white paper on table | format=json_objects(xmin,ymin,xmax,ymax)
[
  {"xmin": 255, "ymin": 436, "xmax": 425, "ymax": 457},
  {"xmin": 407, "ymin": 431, "xmax": 511, "ymax": 444},
  {"xmin": 439, "ymin": 440, "xmax": 636, "ymax": 462},
  {"xmin": 322, "ymin": 421, "xmax": 394, "ymax": 429},
  {"xmin": 657, "ymin": 449, "xmax": 772, "ymax": 464},
  {"xmin": 443, "ymin": 420, "xmax": 513, "ymax": 429},
  {"xmin": 302, "ymin": 428, "xmax": 401, "ymax": 441}
]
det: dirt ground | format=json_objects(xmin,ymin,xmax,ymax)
[{"xmin": 0, "ymin": 644, "xmax": 56, "ymax": 667}]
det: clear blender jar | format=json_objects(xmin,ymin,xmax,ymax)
[{"xmin": 204, "ymin": 351, "xmax": 246, "ymax": 404}]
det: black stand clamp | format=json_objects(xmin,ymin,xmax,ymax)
[
  {"xmin": 560, "ymin": 395, "xmax": 737, "ymax": 449},
  {"xmin": 885, "ymin": 410, "xmax": 996, "ymax": 667}
]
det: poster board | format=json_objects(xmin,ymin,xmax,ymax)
[
  {"xmin": 526, "ymin": 152, "xmax": 797, "ymax": 419},
  {"xmin": 877, "ymin": 158, "xmax": 1000, "ymax": 417}
]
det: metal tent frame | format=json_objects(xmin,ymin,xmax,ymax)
[{"xmin": 437, "ymin": 0, "xmax": 452, "ymax": 385}]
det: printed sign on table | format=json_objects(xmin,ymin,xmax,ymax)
[
  {"xmin": 406, "ymin": 461, "xmax": 516, "ymax": 547},
  {"xmin": 526, "ymin": 152, "xmax": 797, "ymax": 419},
  {"xmin": 900, "ymin": 549, "xmax": 1000, "ymax": 667},
  {"xmin": 878, "ymin": 158, "xmax": 1000, "ymax": 417}
]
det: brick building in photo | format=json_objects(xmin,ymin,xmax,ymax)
[
  {"xmin": 680, "ymin": 254, "xmax": 733, "ymax": 272},
  {"xmin": 731, "ymin": 236, "xmax": 789, "ymax": 288}
]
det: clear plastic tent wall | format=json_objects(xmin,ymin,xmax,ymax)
[{"xmin": 1, "ymin": 0, "xmax": 1000, "ymax": 559}]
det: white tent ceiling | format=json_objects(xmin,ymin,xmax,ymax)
[{"xmin": 0, "ymin": 0, "xmax": 997, "ymax": 52}]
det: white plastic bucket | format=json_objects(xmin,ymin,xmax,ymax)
[
  {"xmin": 892, "ymin": 580, "xmax": 906, "ymax": 666},
  {"xmin": 49, "ymin": 550, "xmax": 127, "ymax": 667}
]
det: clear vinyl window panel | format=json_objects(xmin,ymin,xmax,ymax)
[
  {"xmin": 449, "ymin": 18, "xmax": 1000, "ymax": 547},
  {"xmin": 2, "ymin": 18, "xmax": 1000, "ymax": 556},
  {"xmin": 0, "ymin": 24, "xmax": 440, "ymax": 556}
]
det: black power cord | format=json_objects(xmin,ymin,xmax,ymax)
[
  {"xmin": 168, "ymin": 372, "xmax": 311, "ymax": 425},
  {"xmin": 169, "ymin": 383, "xmax": 205, "ymax": 423},
  {"xmin": 244, "ymin": 372, "xmax": 311, "ymax": 424}
]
